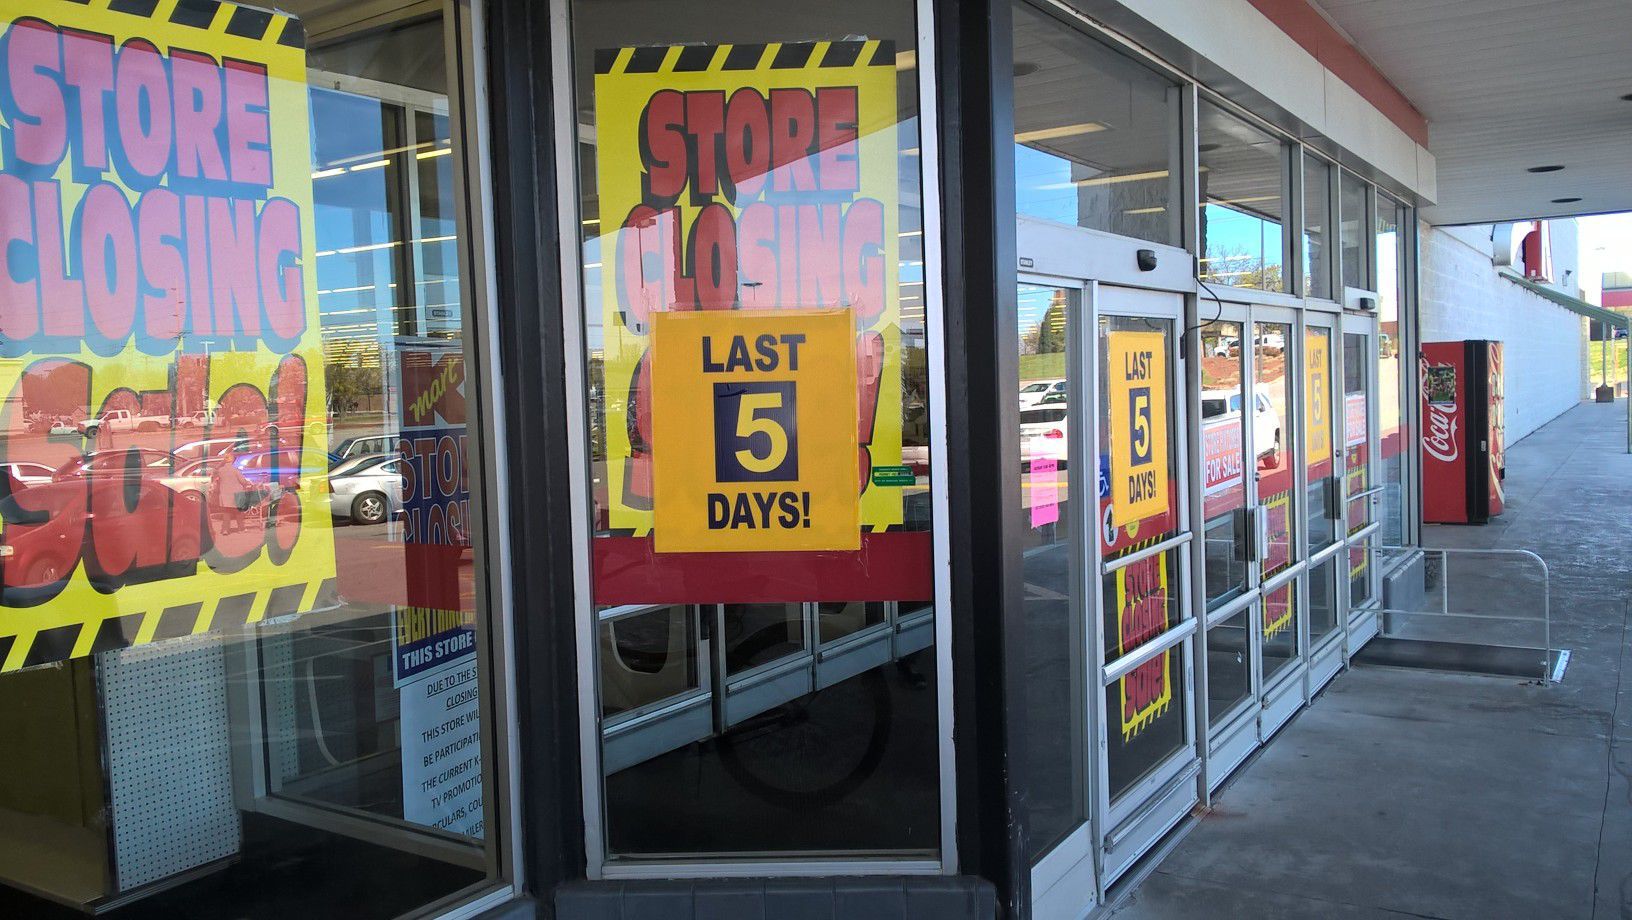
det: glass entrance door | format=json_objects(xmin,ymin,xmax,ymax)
[
  {"xmin": 1197, "ymin": 301, "xmax": 1305, "ymax": 777},
  {"xmin": 1095, "ymin": 286, "xmax": 1196, "ymax": 884},
  {"xmin": 1342, "ymin": 316, "xmax": 1383, "ymax": 645},
  {"xmin": 1198, "ymin": 307, "xmax": 1253, "ymax": 775},
  {"xmin": 1249, "ymin": 307, "xmax": 1303, "ymax": 737}
]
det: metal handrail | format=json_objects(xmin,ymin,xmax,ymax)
[
  {"xmin": 1376, "ymin": 545, "xmax": 1553, "ymax": 683},
  {"xmin": 1103, "ymin": 531, "xmax": 1192, "ymax": 575}
]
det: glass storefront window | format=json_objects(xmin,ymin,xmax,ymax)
[
  {"xmin": 1017, "ymin": 283, "xmax": 1086, "ymax": 861},
  {"xmin": 1308, "ymin": 558, "xmax": 1338, "ymax": 644},
  {"xmin": 1254, "ymin": 321, "xmax": 1295, "ymax": 568},
  {"xmin": 0, "ymin": 3, "xmax": 501, "ymax": 917},
  {"xmin": 1198, "ymin": 102, "xmax": 1287, "ymax": 292},
  {"xmin": 1011, "ymin": 1, "xmax": 1183, "ymax": 247},
  {"xmin": 1206, "ymin": 611, "xmax": 1251, "ymax": 727},
  {"xmin": 570, "ymin": 0, "xmax": 939, "ymax": 861},
  {"xmin": 1303, "ymin": 156, "xmax": 1333, "ymax": 300},
  {"xmin": 1200, "ymin": 323, "xmax": 1248, "ymax": 608},
  {"xmin": 1376, "ymin": 198, "xmax": 1407, "ymax": 546},
  {"xmin": 1339, "ymin": 171, "xmax": 1369, "ymax": 291}
]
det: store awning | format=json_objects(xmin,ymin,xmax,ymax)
[
  {"xmin": 1500, "ymin": 272, "xmax": 1631, "ymax": 330},
  {"xmin": 1316, "ymin": 0, "xmax": 1632, "ymax": 225}
]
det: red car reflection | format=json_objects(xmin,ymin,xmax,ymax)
[{"xmin": 1, "ymin": 449, "xmax": 207, "ymax": 597}]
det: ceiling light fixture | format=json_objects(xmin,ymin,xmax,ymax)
[
  {"xmin": 1527, "ymin": 165, "xmax": 1565, "ymax": 173},
  {"xmin": 1552, "ymin": 197, "xmax": 1583, "ymax": 204},
  {"xmin": 1015, "ymin": 122, "xmax": 1107, "ymax": 143}
]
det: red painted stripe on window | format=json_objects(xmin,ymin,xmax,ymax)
[
  {"xmin": 1245, "ymin": 0, "xmax": 1429, "ymax": 147},
  {"xmin": 592, "ymin": 531, "xmax": 934, "ymax": 605}
]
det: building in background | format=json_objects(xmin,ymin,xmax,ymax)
[
  {"xmin": 1419, "ymin": 219, "xmax": 1590, "ymax": 444},
  {"xmin": 1601, "ymin": 271, "xmax": 1632, "ymax": 334}
]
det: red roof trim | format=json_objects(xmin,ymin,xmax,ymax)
[{"xmin": 1245, "ymin": 0, "xmax": 1430, "ymax": 147}]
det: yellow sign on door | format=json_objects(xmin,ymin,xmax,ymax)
[
  {"xmin": 1107, "ymin": 331, "xmax": 1169, "ymax": 525},
  {"xmin": 649, "ymin": 310, "xmax": 859, "ymax": 553},
  {"xmin": 1306, "ymin": 330, "xmax": 1332, "ymax": 467},
  {"xmin": 593, "ymin": 41, "xmax": 903, "ymax": 539}
]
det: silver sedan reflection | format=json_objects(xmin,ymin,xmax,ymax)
[{"xmin": 328, "ymin": 454, "xmax": 403, "ymax": 525}]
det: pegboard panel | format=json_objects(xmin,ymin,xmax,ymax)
[
  {"xmin": 258, "ymin": 632, "xmax": 303, "ymax": 786},
  {"xmin": 100, "ymin": 635, "xmax": 242, "ymax": 892}
]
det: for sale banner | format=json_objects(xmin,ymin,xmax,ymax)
[
  {"xmin": 594, "ymin": 40, "xmax": 902, "ymax": 542},
  {"xmin": 0, "ymin": 1, "xmax": 334, "ymax": 673},
  {"xmin": 1115, "ymin": 540, "xmax": 1171, "ymax": 741},
  {"xmin": 649, "ymin": 308, "xmax": 859, "ymax": 553},
  {"xmin": 1200, "ymin": 416, "xmax": 1244, "ymax": 520}
]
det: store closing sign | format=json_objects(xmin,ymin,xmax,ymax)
[
  {"xmin": 1108, "ymin": 331, "xmax": 1169, "ymax": 525},
  {"xmin": 1115, "ymin": 540, "xmax": 1171, "ymax": 740},
  {"xmin": 594, "ymin": 40, "xmax": 904, "ymax": 541},
  {"xmin": 0, "ymin": 1, "xmax": 334, "ymax": 674},
  {"xmin": 651, "ymin": 309, "xmax": 859, "ymax": 553}
]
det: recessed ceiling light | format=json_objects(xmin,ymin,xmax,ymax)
[
  {"xmin": 1528, "ymin": 165, "xmax": 1565, "ymax": 173},
  {"xmin": 1199, "ymin": 142, "xmax": 1222, "ymax": 153},
  {"xmin": 1013, "ymin": 62, "xmax": 1039, "ymax": 77},
  {"xmin": 1552, "ymin": 197, "xmax": 1583, "ymax": 204},
  {"xmin": 1621, "ymin": 93, "xmax": 1632, "ymax": 101}
]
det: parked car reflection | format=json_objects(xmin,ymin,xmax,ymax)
[
  {"xmin": 329, "ymin": 454, "xmax": 403, "ymax": 525},
  {"xmin": 0, "ymin": 453, "xmax": 206, "ymax": 592}
]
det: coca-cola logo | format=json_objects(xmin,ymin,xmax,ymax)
[{"xmin": 1425, "ymin": 400, "xmax": 1459, "ymax": 462}]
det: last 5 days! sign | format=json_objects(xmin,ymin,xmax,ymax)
[{"xmin": 650, "ymin": 309, "xmax": 859, "ymax": 553}]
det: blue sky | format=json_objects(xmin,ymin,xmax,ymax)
[{"xmin": 1579, "ymin": 212, "xmax": 1632, "ymax": 300}]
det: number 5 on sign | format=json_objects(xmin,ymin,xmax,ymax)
[{"xmin": 1108, "ymin": 331, "xmax": 1169, "ymax": 524}]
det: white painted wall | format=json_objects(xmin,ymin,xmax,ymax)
[
  {"xmin": 1419, "ymin": 221, "xmax": 1586, "ymax": 444},
  {"xmin": 1102, "ymin": 0, "xmax": 1436, "ymax": 201}
]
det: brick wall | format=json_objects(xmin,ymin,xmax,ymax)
[{"xmin": 1419, "ymin": 222, "xmax": 1586, "ymax": 444}]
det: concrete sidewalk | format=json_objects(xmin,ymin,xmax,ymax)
[{"xmin": 1109, "ymin": 401, "xmax": 1632, "ymax": 920}]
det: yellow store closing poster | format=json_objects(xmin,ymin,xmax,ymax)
[
  {"xmin": 592, "ymin": 40, "xmax": 903, "ymax": 543},
  {"xmin": 0, "ymin": 0, "xmax": 335, "ymax": 672}
]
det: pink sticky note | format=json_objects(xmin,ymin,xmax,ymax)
[{"xmin": 1031, "ymin": 457, "xmax": 1059, "ymax": 527}]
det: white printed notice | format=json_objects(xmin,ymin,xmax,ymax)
[{"xmin": 399, "ymin": 656, "xmax": 485, "ymax": 838}]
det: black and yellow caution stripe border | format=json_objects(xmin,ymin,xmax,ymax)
[
  {"xmin": 594, "ymin": 39, "xmax": 897, "ymax": 76},
  {"xmin": 0, "ymin": 578, "xmax": 339, "ymax": 673},
  {"xmin": 45, "ymin": 0, "xmax": 305, "ymax": 47}
]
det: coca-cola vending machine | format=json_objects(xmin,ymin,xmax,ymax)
[{"xmin": 1421, "ymin": 340, "xmax": 1505, "ymax": 524}]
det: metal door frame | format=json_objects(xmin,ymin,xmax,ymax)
[
  {"xmin": 1302, "ymin": 311, "xmax": 1346, "ymax": 693},
  {"xmin": 1019, "ymin": 273, "xmax": 1098, "ymax": 919},
  {"xmin": 1246, "ymin": 303, "xmax": 1306, "ymax": 739}
]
